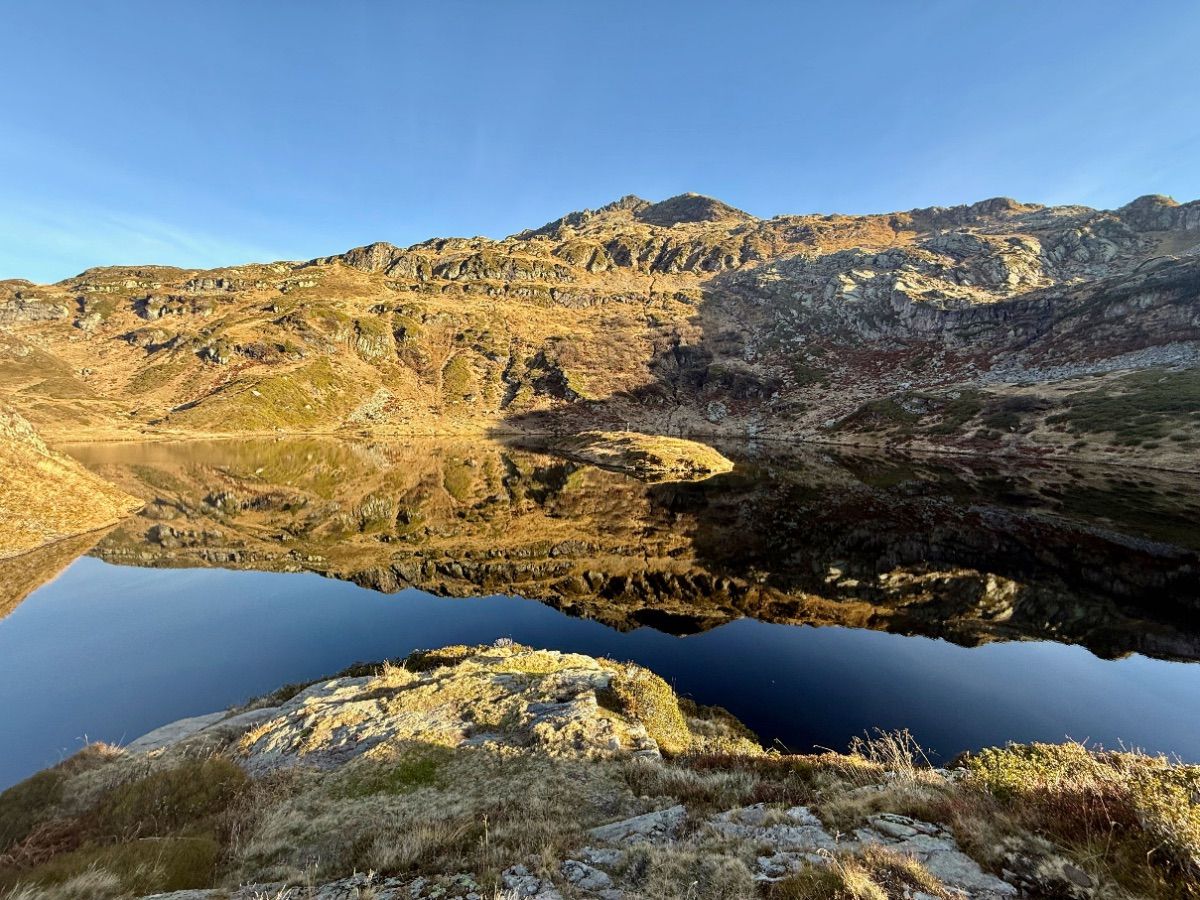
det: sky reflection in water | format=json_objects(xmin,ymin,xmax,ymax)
[{"xmin": 2, "ymin": 556, "xmax": 1198, "ymax": 789}]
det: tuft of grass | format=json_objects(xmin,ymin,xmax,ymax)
[
  {"xmin": 620, "ymin": 843, "xmax": 756, "ymax": 900},
  {"xmin": 620, "ymin": 758, "xmax": 760, "ymax": 813},
  {"xmin": 769, "ymin": 847, "xmax": 949, "ymax": 900},
  {"xmin": 846, "ymin": 729, "xmax": 933, "ymax": 783},
  {"xmin": 1, "ymin": 836, "xmax": 220, "ymax": 896},
  {"xmin": 0, "ymin": 746, "xmax": 123, "ymax": 856},
  {"xmin": 0, "ymin": 774, "xmax": 64, "ymax": 857},
  {"xmin": 599, "ymin": 664, "xmax": 691, "ymax": 756},
  {"xmin": 90, "ymin": 757, "xmax": 247, "ymax": 841},
  {"xmin": 0, "ymin": 865, "xmax": 124, "ymax": 900},
  {"xmin": 769, "ymin": 862, "xmax": 856, "ymax": 900}
]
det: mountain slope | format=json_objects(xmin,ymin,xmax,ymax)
[
  {"xmin": 1, "ymin": 192, "xmax": 1198, "ymax": 468},
  {"xmin": 0, "ymin": 404, "xmax": 141, "ymax": 558}
]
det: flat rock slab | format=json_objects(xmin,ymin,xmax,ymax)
[
  {"xmin": 126, "ymin": 711, "xmax": 227, "ymax": 752},
  {"xmin": 588, "ymin": 804, "xmax": 687, "ymax": 844},
  {"xmin": 126, "ymin": 706, "xmax": 281, "ymax": 754},
  {"xmin": 856, "ymin": 813, "xmax": 1017, "ymax": 899}
]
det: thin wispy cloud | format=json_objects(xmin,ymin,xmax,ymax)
[{"xmin": 0, "ymin": 205, "xmax": 281, "ymax": 282}]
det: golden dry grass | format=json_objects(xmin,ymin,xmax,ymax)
[{"xmin": 0, "ymin": 405, "xmax": 141, "ymax": 558}]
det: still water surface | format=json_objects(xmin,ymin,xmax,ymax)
[
  {"xmin": 2, "ymin": 437, "xmax": 1200, "ymax": 788},
  {"xmin": 3, "ymin": 553, "xmax": 1199, "ymax": 788}
]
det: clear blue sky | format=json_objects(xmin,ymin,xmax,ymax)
[{"xmin": 3, "ymin": 0, "xmax": 1198, "ymax": 283}]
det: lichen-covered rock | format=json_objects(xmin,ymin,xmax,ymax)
[
  {"xmin": 122, "ymin": 644, "xmax": 703, "ymax": 775},
  {"xmin": 587, "ymin": 804, "xmax": 688, "ymax": 844},
  {"xmin": 706, "ymin": 803, "xmax": 839, "ymax": 877}
]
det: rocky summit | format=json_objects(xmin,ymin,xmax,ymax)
[
  {"xmin": 1, "ymin": 643, "xmax": 1195, "ymax": 900},
  {"xmin": 0, "ymin": 192, "xmax": 1197, "ymax": 470}
]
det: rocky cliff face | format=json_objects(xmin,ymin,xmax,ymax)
[{"xmin": 0, "ymin": 192, "xmax": 1197, "ymax": 467}]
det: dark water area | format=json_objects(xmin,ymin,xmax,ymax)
[
  {"xmin": 3, "ymin": 557, "xmax": 1200, "ymax": 789},
  {"xmin": 1, "ymin": 437, "xmax": 1199, "ymax": 789}
]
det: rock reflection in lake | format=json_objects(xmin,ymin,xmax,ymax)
[{"xmin": 58, "ymin": 437, "xmax": 1200, "ymax": 662}]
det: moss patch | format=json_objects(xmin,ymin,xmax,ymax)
[
  {"xmin": 168, "ymin": 357, "xmax": 365, "ymax": 432},
  {"xmin": 330, "ymin": 747, "xmax": 452, "ymax": 799},
  {"xmin": 1047, "ymin": 369, "xmax": 1200, "ymax": 445}
]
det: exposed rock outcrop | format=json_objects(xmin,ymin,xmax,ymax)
[{"xmin": 539, "ymin": 431, "xmax": 734, "ymax": 482}]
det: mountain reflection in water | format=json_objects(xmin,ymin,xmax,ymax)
[
  {"xmin": 2, "ymin": 437, "xmax": 1200, "ymax": 788},
  {"xmin": 47, "ymin": 437, "xmax": 1200, "ymax": 662}
]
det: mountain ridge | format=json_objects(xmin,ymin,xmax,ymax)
[{"xmin": 0, "ymin": 191, "xmax": 1197, "ymax": 470}]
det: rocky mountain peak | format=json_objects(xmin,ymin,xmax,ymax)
[
  {"xmin": 967, "ymin": 196, "xmax": 1033, "ymax": 217},
  {"xmin": 1124, "ymin": 193, "xmax": 1181, "ymax": 211},
  {"xmin": 596, "ymin": 194, "xmax": 650, "ymax": 214},
  {"xmin": 516, "ymin": 194, "xmax": 652, "ymax": 240},
  {"xmin": 907, "ymin": 196, "xmax": 1042, "ymax": 230},
  {"xmin": 1116, "ymin": 193, "xmax": 1200, "ymax": 232},
  {"xmin": 634, "ymin": 192, "xmax": 754, "ymax": 227}
]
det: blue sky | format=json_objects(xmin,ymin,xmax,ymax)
[{"xmin": 2, "ymin": 0, "xmax": 1198, "ymax": 282}]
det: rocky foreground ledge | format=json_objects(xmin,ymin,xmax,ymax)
[{"xmin": 1, "ymin": 644, "xmax": 1196, "ymax": 900}]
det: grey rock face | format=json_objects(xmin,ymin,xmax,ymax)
[
  {"xmin": 126, "ymin": 706, "xmax": 281, "ymax": 754},
  {"xmin": 560, "ymin": 859, "xmax": 613, "ymax": 891},
  {"xmin": 587, "ymin": 804, "xmax": 687, "ymax": 844},
  {"xmin": 501, "ymin": 864, "xmax": 565, "ymax": 898},
  {"xmin": 0, "ymin": 296, "xmax": 69, "ymax": 324},
  {"xmin": 855, "ymin": 813, "xmax": 1017, "ymax": 899}
]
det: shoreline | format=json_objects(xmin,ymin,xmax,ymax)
[{"xmin": 44, "ymin": 425, "xmax": 1200, "ymax": 477}]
